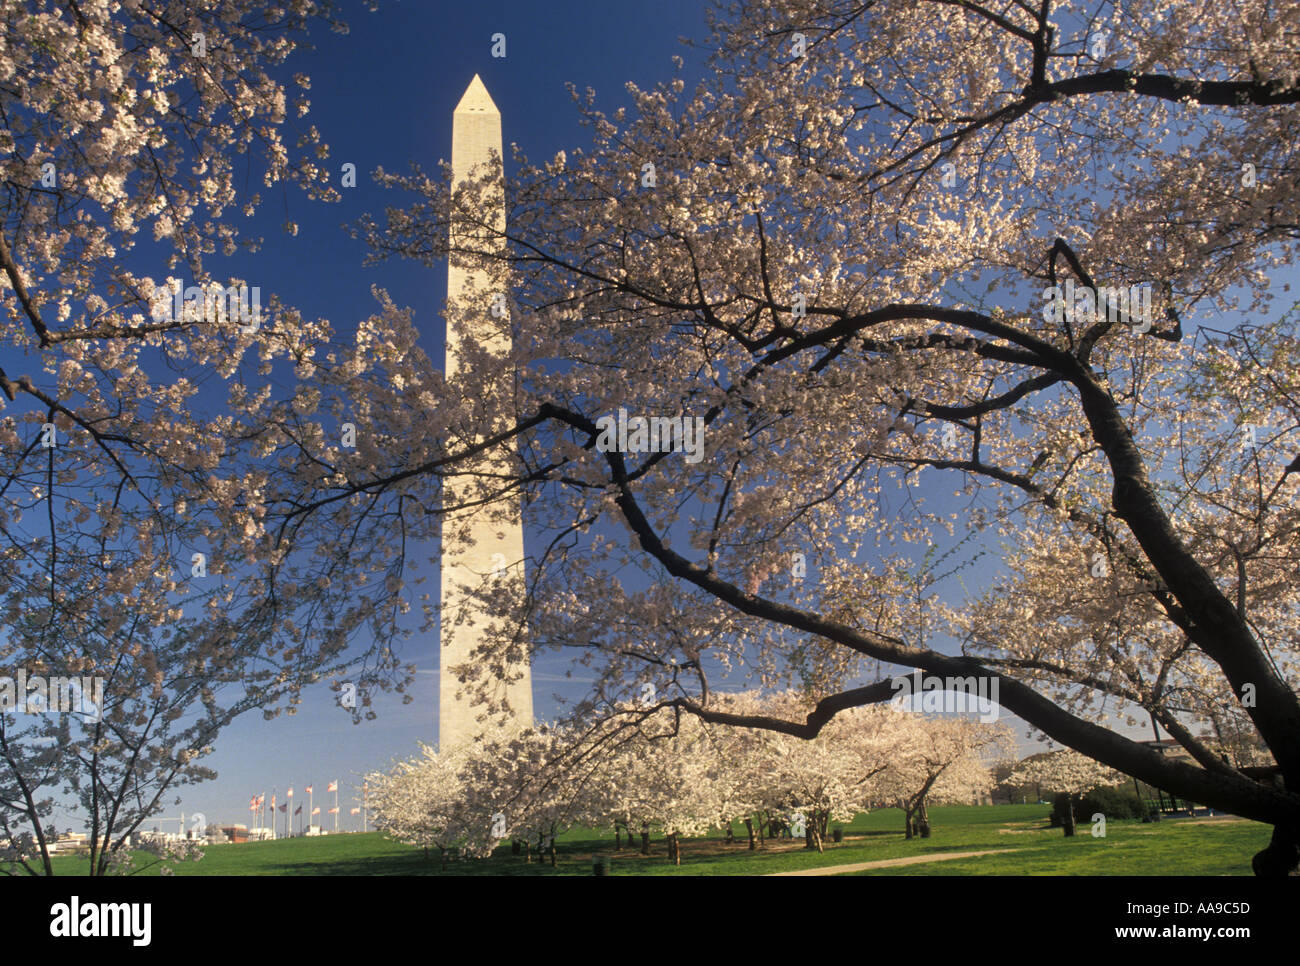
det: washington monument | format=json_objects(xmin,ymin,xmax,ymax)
[{"xmin": 439, "ymin": 75, "xmax": 533, "ymax": 750}]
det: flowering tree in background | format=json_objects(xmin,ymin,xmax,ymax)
[
  {"xmin": 740, "ymin": 695, "xmax": 891, "ymax": 852},
  {"xmin": 334, "ymin": 0, "xmax": 1300, "ymax": 875},
  {"xmin": 880, "ymin": 716, "xmax": 1012, "ymax": 838},
  {"xmin": 456, "ymin": 725, "xmax": 608, "ymax": 866},
  {"xmin": 581, "ymin": 736, "xmax": 658, "ymax": 855},
  {"xmin": 1012, "ymin": 749, "xmax": 1125, "ymax": 836},
  {"xmin": 366, "ymin": 743, "xmax": 468, "ymax": 870},
  {"xmin": 565, "ymin": 710, "xmax": 730, "ymax": 863},
  {"xmin": 634, "ymin": 717, "xmax": 728, "ymax": 865}
]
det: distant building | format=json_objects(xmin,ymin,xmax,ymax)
[
  {"xmin": 1140, "ymin": 738, "xmax": 1194, "ymax": 761},
  {"xmin": 47, "ymin": 832, "xmax": 89, "ymax": 854}
]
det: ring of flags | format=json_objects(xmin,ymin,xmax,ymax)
[{"xmin": 246, "ymin": 781, "xmax": 355, "ymax": 835}]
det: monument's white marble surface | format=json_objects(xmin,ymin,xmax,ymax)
[{"xmin": 440, "ymin": 75, "xmax": 533, "ymax": 751}]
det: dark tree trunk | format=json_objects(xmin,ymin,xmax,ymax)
[
  {"xmin": 744, "ymin": 817, "xmax": 757, "ymax": 850},
  {"xmin": 724, "ymin": 821, "xmax": 734, "ymax": 845},
  {"xmin": 1252, "ymin": 822, "xmax": 1300, "ymax": 877},
  {"xmin": 806, "ymin": 814, "xmax": 824, "ymax": 853},
  {"xmin": 640, "ymin": 825, "xmax": 651, "ymax": 855}
]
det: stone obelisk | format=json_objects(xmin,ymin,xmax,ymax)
[{"xmin": 439, "ymin": 75, "xmax": 533, "ymax": 752}]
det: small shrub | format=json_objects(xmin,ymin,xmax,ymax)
[
  {"xmin": 1080, "ymin": 786, "xmax": 1148, "ymax": 821},
  {"xmin": 1049, "ymin": 792, "xmax": 1070, "ymax": 827},
  {"xmin": 1050, "ymin": 785, "xmax": 1147, "ymax": 824}
]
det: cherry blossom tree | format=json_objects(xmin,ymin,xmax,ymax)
[
  {"xmin": 453, "ymin": 724, "xmax": 611, "ymax": 866},
  {"xmin": 565, "ymin": 709, "xmax": 730, "ymax": 864},
  {"xmin": 0, "ymin": 0, "xmax": 394, "ymax": 875},
  {"xmin": 580, "ymin": 738, "xmax": 656, "ymax": 854},
  {"xmin": 1011, "ymin": 749, "xmax": 1124, "ymax": 836},
  {"xmin": 878, "ymin": 715, "xmax": 1012, "ymax": 838},
  {"xmin": 366, "ymin": 743, "xmax": 468, "ymax": 870},
  {"xmin": 311, "ymin": 0, "xmax": 1300, "ymax": 875},
  {"xmin": 730, "ymin": 693, "xmax": 894, "ymax": 852}
]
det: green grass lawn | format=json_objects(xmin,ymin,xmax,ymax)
[{"xmin": 42, "ymin": 805, "xmax": 1269, "ymax": 876}]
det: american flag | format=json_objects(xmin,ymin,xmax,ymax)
[
  {"xmin": 278, "ymin": 803, "xmax": 287, "ymax": 813},
  {"xmin": 294, "ymin": 805, "xmax": 302, "ymax": 816},
  {"xmin": 328, "ymin": 807, "xmax": 339, "ymax": 814},
  {"xmin": 287, "ymin": 787, "xmax": 294, "ymax": 798},
  {"xmin": 249, "ymin": 797, "xmax": 257, "ymax": 810},
  {"xmin": 311, "ymin": 807, "xmax": 320, "ymax": 816},
  {"xmin": 305, "ymin": 785, "xmax": 313, "ymax": 795},
  {"xmin": 327, "ymin": 781, "xmax": 338, "ymax": 792},
  {"xmin": 350, "ymin": 808, "xmax": 360, "ymax": 815}
]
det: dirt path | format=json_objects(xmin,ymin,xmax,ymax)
[{"xmin": 765, "ymin": 848, "xmax": 1017, "ymax": 876}]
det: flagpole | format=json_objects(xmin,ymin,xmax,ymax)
[
  {"xmin": 333, "ymin": 785, "xmax": 338, "ymax": 834},
  {"xmin": 308, "ymin": 786, "xmax": 313, "ymax": 832}
]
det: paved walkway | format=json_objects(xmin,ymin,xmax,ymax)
[{"xmin": 765, "ymin": 848, "xmax": 1017, "ymax": 876}]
